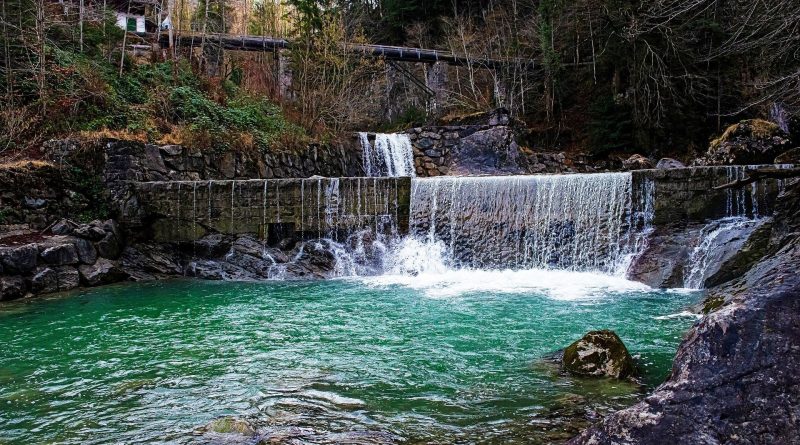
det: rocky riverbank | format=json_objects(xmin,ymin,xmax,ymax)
[{"xmin": 570, "ymin": 179, "xmax": 800, "ymax": 444}]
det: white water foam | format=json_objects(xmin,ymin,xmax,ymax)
[
  {"xmin": 357, "ymin": 236, "xmax": 651, "ymax": 300},
  {"xmin": 654, "ymin": 311, "xmax": 703, "ymax": 320},
  {"xmin": 360, "ymin": 267, "xmax": 650, "ymax": 300},
  {"xmin": 683, "ymin": 216, "xmax": 760, "ymax": 289}
]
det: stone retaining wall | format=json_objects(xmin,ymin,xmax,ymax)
[{"xmin": 399, "ymin": 124, "xmax": 576, "ymax": 177}]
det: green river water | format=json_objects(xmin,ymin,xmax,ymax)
[{"xmin": 0, "ymin": 274, "xmax": 699, "ymax": 444}]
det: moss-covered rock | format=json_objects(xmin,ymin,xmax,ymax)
[
  {"xmin": 702, "ymin": 295, "xmax": 725, "ymax": 314},
  {"xmin": 202, "ymin": 417, "xmax": 256, "ymax": 436},
  {"xmin": 562, "ymin": 330, "xmax": 636, "ymax": 379},
  {"xmin": 696, "ymin": 119, "xmax": 792, "ymax": 165}
]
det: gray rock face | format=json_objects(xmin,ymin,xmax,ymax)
[
  {"xmin": 79, "ymin": 259, "xmax": 128, "ymax": 286},
  {"xmin": 96, "ymin": 232, "xmax": 122, "ymax": 259},
  {"xmin": 0, "ymin": 244, "xmax": 39, "ymax": 274},
  {"xmin": 655, "ymin": 158, "xmax": 685, "ymax": 169},
  {"xmin": 74, "ymin": 238, "xmax": 98, "ymax": 264},
  {"xmin": 39, "ymin": 242, "xmax": 79, "ymax": 265},
  {"xmin": 689, "ymin": 218, "xmax": 772, "ymax": 289},
  {"xmin": 628, "ymin": 217, "xmax": 773, "ymax": 289},
  {"xmin": 562, "ymin": 330, "xmax": 636, "ymax": 379},
  {"xmin": 0, "ymin": 276, "xmax": 27, "ymax": 301},
  {"xmin": 448, "ymin": 126, "xmax": 522, "ymax": 175},
  {"xmin": 627, "ymin": 225, "xmax": 700, "ymax": 288},
  {"xmin": 30, "ymin": 266, "xmax": 79, "ymax": 294},
  {"xmin": 570, "ymin": 181, "xmax": 800, "ymax": 445}
]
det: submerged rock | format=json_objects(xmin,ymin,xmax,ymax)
[
  {"xmin": 39, "ymin": 240, "xmax": 79, "ymax": 266},
  {"xmin": 201, "ymin": 417, "xmax": 256, "ymax": 436},
  {"xmin": 562, "ymin": 330, "xmax": 636, "ymax": 379}
]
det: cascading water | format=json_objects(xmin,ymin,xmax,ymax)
[
  {"xmin": 682, "ymin": 165, "xmax": 781, "ymax": 289},
  {"xmin": 388, "ymin": 173, "xmax": 649, "ymax": 276},
  {"xmin": 359, "ymin": 132, "xmax": 416, "ymax": 177},
  {"xmin": 683, "ymin": 216, "xmax": 760, "ymax": 289}
]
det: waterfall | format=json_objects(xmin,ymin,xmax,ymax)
[
  {"xmin": 359, "ymin": 132, "xmax": 416, "ymax": 177},
  {"xmin": 392, "ymin": 173, "xmax": 646, "ymax": 275},
  {"xmin": 683, "ymin": 217, "xmax": 758, "ymax": 289},
  {"xmin": 683, "ymin": 166, "xmax": 783, "ymax": 289}
]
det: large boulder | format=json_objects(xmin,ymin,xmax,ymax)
[
  {"xmin": 0, "ymin": 276, "xmax": 27, "ymax": 301},
  {"xmin": 695, "ymin": 119, "xmax": 792, "ymax": 165},
  {"xmin": 120, "ymin": 243, "xmax": 183, "ymax": 280},
  {"xmin": 656, "ymin": 158, "xmax": 685, "ymax": 169},
  {"xmin": 30, "ymin": 266, "xmax": 80, "ymax": 293},
  {"xmin": 0, "ymin": 244, "xmax": 39, "ymax": 274},
  {"xmin": 39, "ymin": 241, "xmax": 79, "ymax": 266},
  {"xmin": 78, "ymin": 258, "xmax": 128, "ymax": 286},
  {"xmin": 74, "ymin": 237, "xmax": 98, "ymax": 264},
  {"xmin": 622, "ymin": 154, "xmax": 655, "ymax": 171},
  {"xmin": 96, "ymin": 232, "xmax": 122, "ymax": 259},
  {"xmin": 562, "ymin": 330, "xmax": 636, "ymax": 379}
]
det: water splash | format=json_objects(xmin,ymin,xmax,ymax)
[{"xmin": 359, "ymin": 132, "xmax": 415, "ymax": 177}]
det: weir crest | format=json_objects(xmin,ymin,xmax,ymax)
[{"xmin": 123, "ymin": 166, "xmax": 788, "ymax": 286}]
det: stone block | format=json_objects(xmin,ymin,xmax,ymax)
[
  {"xmin": 79, "ymin": 259, "xmax": 128, "ymax": 286},
  {"xmin": 74, "ymin": 238, "xmax": 97, "ymax": 264},
  {"xmin": 0, "ymin": 244, "xmax": 39, "ymax": 274},
  {"xmin": 0, "ymin": 275, "xmax": 27, "ymax": 301},
  {"xmin": 30, "ymin": 266, "xmax": 79, "ymax": 293},
  {"xmin": 40, "ymin": 242, "xmax": 79, "ymax": 266}
]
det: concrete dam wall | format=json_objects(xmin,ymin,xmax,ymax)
[
  {"xmin": 119, "ymin": 167, "xmax": 786, "ymax": 253},
  {"xmin": 122, "ymin": 177, "xmax": 411, "ymax": 243}
]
